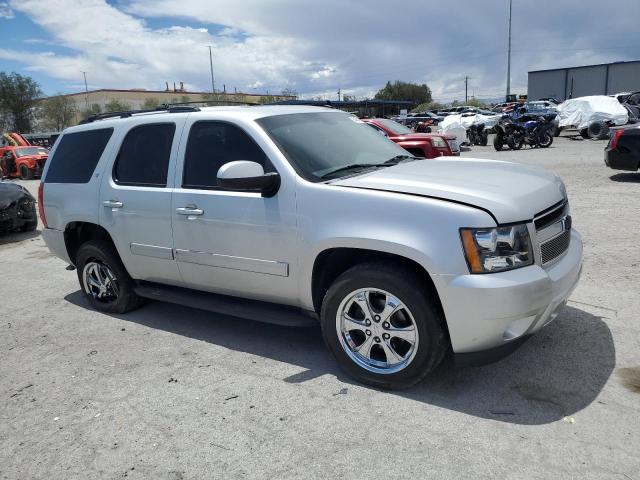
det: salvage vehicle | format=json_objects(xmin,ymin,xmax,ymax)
[
  {"xmin": 557, "ymin": 95, "xmax": 628, "ymax": 140},
  {"xmin": 40, "ymin": 105, "xmax": 582, "ymax": 389},
  {"xmin": 0, "ymin": 180, "xmax": 37, "ymax": 233},
  {"xmin": 0, "ymin": 146, "xmax": 49, "ymax": 179},
  {"xmin": 494, "ymin": 114, "xmax": 554, "ymax": 151},
  {"xmin": 605, "ymin": 125, "xmax": 640, "ymax": 172},
  {"xmin": 466, "ymin": 123, "xmax": 488, "ymax": 146},
  {"xmin": 362, "ymin": 118, "xmax": 459, "ymax": 157}
]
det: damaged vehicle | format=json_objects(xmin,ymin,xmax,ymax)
[
  {"xmin": 40, "ymin": 105, "xmax": 582, "ymax": 389},
  {"xmin": 0, "ymin": 133, "xmax": 49, "ymax": 179},
  {"xmin": 0, "ymin": 180, "xmax": 37, "ymax": 233}
]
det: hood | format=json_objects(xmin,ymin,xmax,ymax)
[
  {"xmin": 390, "ymin": 132, "xmax": 453, "ymax": 141},
  {"xmin": 331, "ymin": 158, "xmax": 565, "ymax": 224},
  {"xmin": 0, "ymin": 182, "xmax": 32, "ymax": 207}
]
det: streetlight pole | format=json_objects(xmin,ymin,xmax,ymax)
[
  {"xmin": 207, "ymin": 45, "xmax": 215, "ymax": 94},
  {"xmin": 81, "ymin": 71, "xmax": 89, "ymax": 110},
  {"xmin": 506, "ymin": 0, "xmax": 512, "ymax": 100}
]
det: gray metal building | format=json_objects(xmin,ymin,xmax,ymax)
[{"xmin": 528, "ymin": 60, "xmax": 640, "ymax": 101}]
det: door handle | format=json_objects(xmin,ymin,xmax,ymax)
[
  {"xmin": 103, "ymin": 200, "xmax": 123, "ymax": 209},
  {"xmin": 176, "ymin": 205, "xmax": 204, "ymax": 217}
]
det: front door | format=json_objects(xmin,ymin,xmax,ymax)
[
  {"xmin": 100, "ymin": 121, "xmax": 183, "ymax": 285},
  {"xmin": 171, "ymin": 119, "xmax": 298, "ymax": 305}
]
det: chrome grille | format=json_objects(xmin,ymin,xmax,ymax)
[{"xmin": 540, "ymin": 229, "xmax": 570, "ymax": 264}]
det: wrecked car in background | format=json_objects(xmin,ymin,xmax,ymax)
[
  {"xmin": 0, "ymin": 132, "xmax": 49, "ymax": 179},
  {"xmin": 0, "ymin": 180, "xmax": 37, "ymax": 233},
  {"xmin": 439, "ymin": 112, "xmax": 502, "ymax": 145},
  {"xmin": 363, "ymin": 118, "xmax": 459, "ymax": 157},
  {"xmin": 557, "ymin": 96, "xmax": 628, "ymax": 140}
]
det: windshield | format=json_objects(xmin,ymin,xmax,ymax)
[
  {"xmin": 257, "ymin": 112, "xmax": 410, "ymax": 181},
  {"xmin": 16, "ymin": 147, "xmax": 47, "ymax": 157},
  {"xmin": 374, "ymin": 118, "xmax": 414, "ymax": 135}
]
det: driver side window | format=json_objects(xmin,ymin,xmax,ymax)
[{"xmin": 182, "ymin": 121, "xmax": 270, "ymax": 190}]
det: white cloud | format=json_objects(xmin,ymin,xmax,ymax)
[
  {"xmin": 6, "ymin": 0, "xmax": 640, "ymax": 101},
  {"xmin": 0, "ymin": 1, "xmax": 14, "ymax": 18}
]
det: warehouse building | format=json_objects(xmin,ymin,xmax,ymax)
[
  {"xmin": 46, "ymin": 85, "xmax": 295, "ymax": 124},
  {"xmin": 528, "ymin": 60, "xmax": 640, "ymax": 101}
]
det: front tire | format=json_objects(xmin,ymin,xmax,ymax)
[
  {"xmin": 493, "ymin": 134, "xmax": 504, "ymax": 151},
  {"xmin": 75, "ymin": 240, "xmax": 144, "ymax": 314},
  {"xmin": 19, "ymin": 164, "xmax": 34, "ymax": 180},
  {"xmin": 320, "ymin": 262, "xmax": 447, "ymax": 389}
]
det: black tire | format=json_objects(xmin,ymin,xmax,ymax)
[
  {"xmin": 539, "ymin": 132, "xmax": 553, "ymax": 148},
  {"xmin": 75, "ymin": 240, "xmax": 144, "ymax": 314},
  {"xmin": 508, "ymin": 136, "xmax": 523, "ymax": 150},
  {"xmin": 588, "ymin": 121, "xmax": 609, "ymax": 140},
  {"xmin": 493, "ymin": 134, "xmax": 504, "ymax": 151},
  {"xmin": 579, "ymin": 128, "xmax": 589, "ymax": 139},
  {"xmin": 479, "ymin": 131, "xmax": 488, "ymax": 146},
  {"xmin": 20, "ymin": 220, "xmax": 37, "ymax": 232},
  {"xmin": 19, "ymin": 164, "xmax": 34, "ymax": 180},
  {"xmin": 320, "ymin": 262, "xmax": 447, "ymax": 390}
]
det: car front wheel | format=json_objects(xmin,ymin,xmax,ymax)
[{"xmin": 320, "ymin": 262, "xmax": 447, "ymax": 389}]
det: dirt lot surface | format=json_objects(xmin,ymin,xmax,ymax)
[{"xmin": 1, "ymin": 135, "xmax": 639, "ymax": 479}]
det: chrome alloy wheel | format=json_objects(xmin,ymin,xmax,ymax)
[
  {"xmin": 336, "ymin": 288, "xmax": 419, "ymax": 374},
  {"xmin": 82, "ymin": 261, "xmax": 120, "ymax": 303}
]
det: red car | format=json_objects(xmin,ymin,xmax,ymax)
[
  {"xmin": 362, "ymin": 118, "xmax": 459, "ymax": 158},
  {"xmin": 0, "ymin": 145, "xmax": 49, "ymax": 179}
]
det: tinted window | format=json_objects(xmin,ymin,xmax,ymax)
[
  {"xmin": 113, "ymin": 123, "xmax": 175, "ymax": 187},
  {"xmin": 183, "ymin": 121, "xmax": 268, "ymax": 189},
  {"xmin": 45, "ymin": 128, "xmax": 113, "ymax": 183}
]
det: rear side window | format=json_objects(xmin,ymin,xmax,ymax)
[
  {"xmin": 45, "ymin": 128, "xmax": 113, "ymax": 183},
  {"xmin": 113, "ymin": 123, "xmax": 175, "ymax": 187},
  {"xmin": 182, "ymin": 121, "xmax": 269, "ymax": 190}
]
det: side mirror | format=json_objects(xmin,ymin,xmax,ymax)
[{"xmin": 216, "ymin": 161, "xmax": 280, "ymax": 197}]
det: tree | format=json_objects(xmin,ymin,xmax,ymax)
[
  {"xmin": 281, "ymin": 87, "xmax": 298, "ymax": 99},
  {"xmin": 104, "ymin": 99, "xmax": 131, "ymax": 112},
  {"xmin": 40, "ymin": 95, "xmax": 77, "ymax": 131},
  {"xmin": 374, "ymin": 81, "xmax": 432, "ymax": 106},
  {"xmin": 142, "ymin": 97, "xmax": 160, "ymax": 109},
  {"xmin": 0, "ymin": 72, "xmax": 42, "ymax": 132},
  {"xmin": 80, "ymin": 103, "xmax": 102, "ymax": 121},
  {"xmin": 411, "ymin": 101, "xmax": 447, "ymax": 113},
  {"xmin": 464, "ymin": 97, "xmax": 490, "ymax": 108}
]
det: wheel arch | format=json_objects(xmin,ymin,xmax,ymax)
[
  {"xmin": 310, "ymin": 246, "xmax": 450, "ymax": 343},
  {"xmin": 63, "ymin": 221, "xmax": 118, "ymax": 265}
]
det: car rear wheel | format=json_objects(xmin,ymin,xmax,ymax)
[
  {"xmin": 19, "ymin": 164, "xmax": 34, "ymax": 180},
  {"xmin": 76, "ymin": 240, "xmax": 144, "ymax": 314},
  {"xmin": 320, "ymin": 262, "xmax": 447, "ymax": 389}
]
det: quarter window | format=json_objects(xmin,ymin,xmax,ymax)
[
  {"xmin": 113, "ymin": 123, "xmax": 175, "ymax": 187},
  {"xmin": 45, "ymin": 128, "xmax": 113, "ymax": 184},
  {"xmin": 182, "ymin": 121, "xmax": 269, "ymax": 190}
]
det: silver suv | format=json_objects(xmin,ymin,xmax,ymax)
[{"xmin": 40, "ymin": 105, "xmax": 582, "ymax": 389}]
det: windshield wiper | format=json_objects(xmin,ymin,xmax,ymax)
[
  {"xmin": 320, "ymin": 163, "xmax": 390, "ymax": 179},
  {"xmin": 383, "ymin": 154, "xmax": 416, "ymax": 165}
]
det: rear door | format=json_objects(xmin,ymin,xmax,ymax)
[{"xmin": 99, "ymin": 120, "xmax": 184, "ymax": 284}]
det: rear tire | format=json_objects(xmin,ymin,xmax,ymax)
[
  {"xmin": 588, "ymin": 121, "xmax": 610, "ymax": 140},
  {"xmin": 75, "ymin": 240, "xmax": 144, "ymax": 314},
  {"xmin": 508, "ymin": 136, "xmax": 523, "ymax": 150},
  {"xmin": 579, "ymin": 128, "xmax": 589, "ymax": 139},
  {"xmin": 479, "ymin": 132, "xmax": 488, "ymax": 146},
  {"xmin": 320, "ymin": 262, "xmax": 447, "ymax": 389},
  {"xmin": 19, "ymin": 165, "xmax": 33, "ymax": 180},
  {"xmin": 539, "ymin": 132, "xmax": 553, "ymax": 148}
]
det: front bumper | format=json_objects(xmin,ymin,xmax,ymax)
[{"xmin": 435, "ymin": 229, "xmax": 583, "ymax": 364}]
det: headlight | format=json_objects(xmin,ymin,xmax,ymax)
[
  {"xmin": 431, "ymin": 136, "xmax": 447, "ymax": 148},
  {"xmin": 460, "ymin": 224, "xmax": 533, "ymax": 273}
]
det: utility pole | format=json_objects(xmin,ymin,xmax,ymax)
[
  {"xmin": 464, "ymin": 76, "xmax": 469, "ymax": 103},
  {"xmin": 506, "ymin": 0, "xmax": 512, "ymax": 100},
  {"xmin": 337, "ymin": 88, "xmax": 341, "ymax": 101},
  {"xmin": 81, "ymin": 71, "xmax": 89, "ymax": 110},
  {"xmin": 207, "ymin": 45, "xmax": 215, "ymax": 93}
]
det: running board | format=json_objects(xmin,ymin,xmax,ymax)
[{"xmin": 134, "ymin": 282, "xmax": 318, "ymax": 327}]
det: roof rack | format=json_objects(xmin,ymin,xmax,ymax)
[{"xmin": 80, "ymin": 99, "xmax": 254, "ymax": 124}]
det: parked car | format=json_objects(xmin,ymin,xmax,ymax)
[
  {"xmin": 0, "ymin": 180, "xmax": 37, "ymax": 233},
  {"xmin": 40, "ymin": 105, "xmax": 582, "ymax": 389},
  {"xmin": 362, "ymin": 118, "xmax": 459, "ymax": 157},
  {"xmin": 605, "ymin": 125, "xmax": 640, "ymax": 171}
]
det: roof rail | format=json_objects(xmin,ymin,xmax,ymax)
[{"xmin": 80, "ymin": 104, "xmax": 200, "ymax": 124}]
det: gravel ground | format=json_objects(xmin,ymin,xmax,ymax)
[{"xmin": 1, "ymin": 135, "xmax": 639, "ymax": 479}]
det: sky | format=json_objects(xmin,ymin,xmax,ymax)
[{"xmin": 0, "ymin": 0, "xmax": 639, "ymax": 102}]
